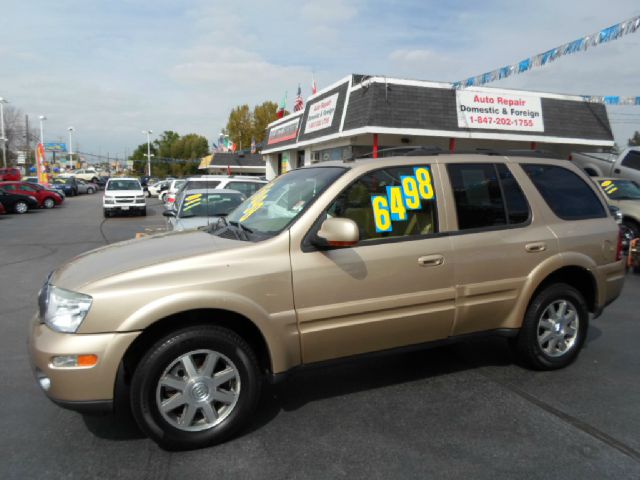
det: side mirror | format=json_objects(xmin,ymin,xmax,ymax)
[
  {"xmin": 162, "ymin": 210, "xmax": 176, "ymax": 217},
  {"xmin": 312, "ymin": 217, "xmax": 359, "ymax": 249}
]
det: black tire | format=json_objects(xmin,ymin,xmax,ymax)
[
  {"xmin": 14, "ymin": 201, "xmax": 29, "ymax": 214},
  {"xmin": 130, "ymin": 326, "xmax": 261, "ymax": 450},
  {"xmin": 513, "ymin": 283, "xmax": 589, "ymax": 370},
  {"xmin": 140, "ymin": 207, "xmax": 147, "ymax": 216},
  {"xmin": 87, "ymin": 187, "xmax": 95, "ymax": 194},
  {"xmin": 103, "ymin": 209, "xmax": 111, "ymax": 218},
  {"xmin": 623, "ymin": 219, "xmax": 639, "ymax": 240},
  {"xmin": 91, "ymin": 177, "xmax": 98, "ymax": 184},
  {"xmin": 43, "ymin": 198, "xmax": 55, "ymax": 209}
]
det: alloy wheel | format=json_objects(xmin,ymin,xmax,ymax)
[
  {"xmin": 537, "ymin": 299, "xmax": 579, "ymax": 357},
  {"xmin": 155, "ymin": 349, "xmax": 241, "ymax": 432}
]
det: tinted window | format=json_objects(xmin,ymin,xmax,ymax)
[
  {"xmin": 496, "ymin": 164, "xmax": 530, "ymax": 224},
  {"xmin": 522, "ymin": 164, "xmax": 605, "ymax": 220},
  {"xmin": 185, "ymin": 180, "xmax": 221, "ymax": 191},
  {"xmin": 447, "ymin": 164, "xmax": 507, "ymax": 229},
  {"xmin": 3, "ymin": 184, "xmax": 16, "ymax": 191},
  {"xmin": 227, "ymin": 181, "xmax": 263, "ymax": 197},
  {"xmin": 327, "ymin": 166, "xmax": 438, "ymax": 242},
  {"xmin": 621, "ymin": 151, "xmax": 640, "ymax": 171}
]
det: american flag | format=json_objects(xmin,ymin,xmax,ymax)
[{"xmin": 293, "ymin": 84, "xmax": 304, "ymax": 112}]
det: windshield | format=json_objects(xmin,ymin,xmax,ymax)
[
  {"xmin": 107, "ymin": 179, "xmax": 141, "ymax": 190},
  {"xmin": 179, "ymin": 192, "xmax": 244, "ymax": 218},
  {"xmin": 52, "ymin": 177, "xmax": 70, "ymax": 185},
  {"xmin": 599, "ymin": 179, "xmax": 640, "ymax": 200},
  {"xmin": 224, "ymin": 167, "xmax": 346, "ymax": 237}
]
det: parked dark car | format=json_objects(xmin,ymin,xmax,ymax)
[
  {"xmin": 0, "ymin": 201, "xmax": 5, "ymax": 215},
  {"xmin": 0, "ymin": 181, "xmax": 64, "ymax": 208},
  {"xmin": 50, "ymin": 176, "xmax": 78, "ymax": 196},
  {"xmin": 0, "ymin": 188, "xmax": 39, "ymax": 213}
]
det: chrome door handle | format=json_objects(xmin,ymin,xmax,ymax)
[
  {"xmin": 418, "ymin": 255, "xmax": 444, "ymax": 267},
  {"xmin": 525, "ymin": 242, "xmax": 547, "ymax": 253}
]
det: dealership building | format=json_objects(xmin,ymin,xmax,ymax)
[{"xmin": 261, "ymin": 74, "xmax": 614, "ymax": 179}]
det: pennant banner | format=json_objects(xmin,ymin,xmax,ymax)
[
  {"xmin": 454, "ymin": 15, "xmax": 640, "ymax": 89},
  {"xmin": 581, "ymin": 96, "xmax": 640, "ymax": 105}
]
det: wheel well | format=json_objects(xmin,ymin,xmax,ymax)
[
  {"xmin": 583, "ymin": 168, "xmax": 598, "ymax": 177},
  {"xmin": 622, "ymin": 216, "xmax": 640, "ymax": 230},
  {"xmin": 530, "ymin": 266, "xmax": 597, "ymax": 312},
  {"xmin": 119, "ymin": 309, "xmax": 272, "ymax": 386}
]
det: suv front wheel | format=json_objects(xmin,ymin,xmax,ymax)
[
  {"xmin": 513, "ymin": 283, "xmax": 588, "ymax": 370},
  {"xmin": 130, "ymin": 326, "xmax": 261, "ymax": 450}
]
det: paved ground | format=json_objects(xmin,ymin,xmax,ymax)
[{"xmin": 1, "ymin": 193, "xmax": 639, "ymax": 479}]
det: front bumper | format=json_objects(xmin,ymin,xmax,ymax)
[
  {"xmin": 28, "ymin": 316, "xmax": 140, "ymax": 409},
  {"xmin": 103, "ymin": 203, "xmax": 146, "ymax": 212}
]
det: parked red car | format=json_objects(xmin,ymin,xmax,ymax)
[
  {"xmin": 0, "ymin": 168, "xmax": 22, "ymax": 181},
  {"xmin": 0, "ymin": 201, "xmax": 5, "ymax": 214},
  {"xmin": 0, "ymin": 181, "xmax": 64, "ymax": 209}
]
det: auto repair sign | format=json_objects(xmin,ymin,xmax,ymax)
[
  {"xmin": 304, "ymin": 93, "xmax": 339, "ymax": 134},
  {"xmin": 456, "ymin": 90, "xmax": 545, "ymax": 132}
]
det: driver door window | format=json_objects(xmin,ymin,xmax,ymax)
[{"xmin": 327, "ymin": 166, "xmax": 438, "ymax": 242}]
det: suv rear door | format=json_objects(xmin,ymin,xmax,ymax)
[{"xmin": 442, "ymin": 161, "xmax": 559, "ymax": 336}]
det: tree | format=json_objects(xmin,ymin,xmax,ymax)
[
  {"xmin": 252, "ymin": 101, "xmax": 278, "ymax": 144},
  {"xmin": 629, "ymin": 131, "xmax": 640, "ymax": 147},
  {"xmin": 224, "ymin": 101, "xmax": 279, "ymax": 151},
  {"xmin": 226, "ymin": 105, "xmax": 252, "ymax": 151},
  {"xmin": 1, "ymin": 105, "xmax": 36, "ymax": 165},
  {"xmin": 129, "ymin": 141, "xmax": 158, "ymax": 175}
]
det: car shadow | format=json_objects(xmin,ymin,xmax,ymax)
[{"xmin": 82, "ymin": 329, "xmax": 603, "ymax": 445}]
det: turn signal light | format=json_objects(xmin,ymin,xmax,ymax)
[{"xmin": 50, "ymin": 354, "xmax": 98, "ymax": 368}]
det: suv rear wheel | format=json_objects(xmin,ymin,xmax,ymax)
[
  {"xmin": 130, "ymin": 326, "xmax": 261, "ymax": 450},
  {"xmin": 513, "ymin": 283, "xmax": 588, "ymax": 370}
]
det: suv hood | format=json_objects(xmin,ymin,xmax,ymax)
[
  {"xmin": 104, "ymin": 190, "xmax": 143, "ymax": 196},
  {"xmin": 51, "ymin": 230, "xmax": 246, "ymax": 291}
]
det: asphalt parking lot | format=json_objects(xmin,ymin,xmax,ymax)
[{"xmin": 1, "ymin": 193, "xmax": 639, "ymax": 479}]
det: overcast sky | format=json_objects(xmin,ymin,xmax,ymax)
[{"xmin": 1, "ymin": 0, "xmax": 639, "ymax": 160}]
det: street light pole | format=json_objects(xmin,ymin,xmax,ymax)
[
  {"xmin": 142, "ymin": 129, "xmax": 153, "ymax": 176},
  {"xmin": 67, "ymin": 127, "xmax": 75, "ymax": 170},
  {"xmin": 39, "ymin": 115, "xmax": 46, "ymax": 145},
  {"xmin": 0, "ymin": 97, "xmax": 8, "ymax": 168}
]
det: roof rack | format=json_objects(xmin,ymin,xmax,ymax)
[{"xmin": 348, "ymin": 146, "xmax": 562, "ymax": 162}]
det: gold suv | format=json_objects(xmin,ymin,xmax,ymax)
[{"xmin": 29, "ymin": 153, "xmax": 625, "ymax": 449}]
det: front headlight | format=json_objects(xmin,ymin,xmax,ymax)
[
  {"xmin": 42, "ymin": 286, "xmax": 92, "ymax": 333},
  {"xmin": 104, "ymin": 197, "xmax": 115, "ymax": 204}
]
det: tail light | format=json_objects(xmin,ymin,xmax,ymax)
[
  {"xmin": 616, "ymin": 227, "xmax": 623, "ymax": 261},
  {"xmin": 168, "ymin": 197, "xmax": 175, "ymax": 203}
]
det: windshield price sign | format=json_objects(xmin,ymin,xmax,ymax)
[{"xmin": 456, "ymin": 90, "xmax": 544, "ymax": 132}]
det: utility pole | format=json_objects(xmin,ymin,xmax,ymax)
[
  {"xmin": 25, "ymin": 114, "xmax": 30, "ymax": 171},
  {"xmin": 0, "ymin": 97, "xmax": 8, "ymax": 167}
]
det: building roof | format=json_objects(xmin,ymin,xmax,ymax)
[
  {"xmin": 199, "ymin": 152, "xmax": 265, "ymax": 169},
  {"xmin": 263, "ymin": 74, "xmax": 614, "ymax": 154}
]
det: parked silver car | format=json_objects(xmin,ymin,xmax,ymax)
[{"xmin": 163, "ymin": 188, "xmax": 245, "ymax": 231}]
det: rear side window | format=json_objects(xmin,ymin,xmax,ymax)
[
  {"xmin": 621, "ymin": 151, "xmax": 640, "ymax": 171},
  {"xmin": 522, "ymin": 164, "xmax": 605, "ymax": 220},
  {"xmin": 447, "ymin": 163, "xmax": 530, "ymax": 230},
  {"xmin": 227, "ymin": 181, "xmax": 263, "ymax": 197}
]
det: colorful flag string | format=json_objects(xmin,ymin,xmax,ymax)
[{"xmin": 453, "ymin": 15, "xmax": 640, "ymax": 89}]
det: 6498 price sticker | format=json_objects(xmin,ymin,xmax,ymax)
[{"xmin": 371, "ymin": 167, "xmax": 435, "ymax": 233}]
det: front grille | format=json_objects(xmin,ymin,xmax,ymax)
[{"xmin": 116, "ymin": 197, "xmax": 135, "ymax": 203}]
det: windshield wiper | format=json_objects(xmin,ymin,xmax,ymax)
[{"xmin": 229, "ymin": 220, "xmax": 254, "ymax": 234}]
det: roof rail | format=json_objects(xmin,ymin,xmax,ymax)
[
  {"xmin": 454, "ymin": 148, "xmax": 562, "ymax": 159},
  {"xmin": 348, "ymin": 145, "xmax": 443, "ymax": 162}
]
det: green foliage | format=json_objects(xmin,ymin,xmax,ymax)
[
  {"xmin": 628, "ymin": 131, "xmax": 640, "ymax": 147},
  {"xmin": 252, "ymin": 101, "xmax": 278, "ymax": 144},
  {"xmin": 225, "ymin": 101, "xmax": 279, "ymax": 150},
  {"xmin": 128, "ymin": 131, "xmax": 209, "ymax": 177}
]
